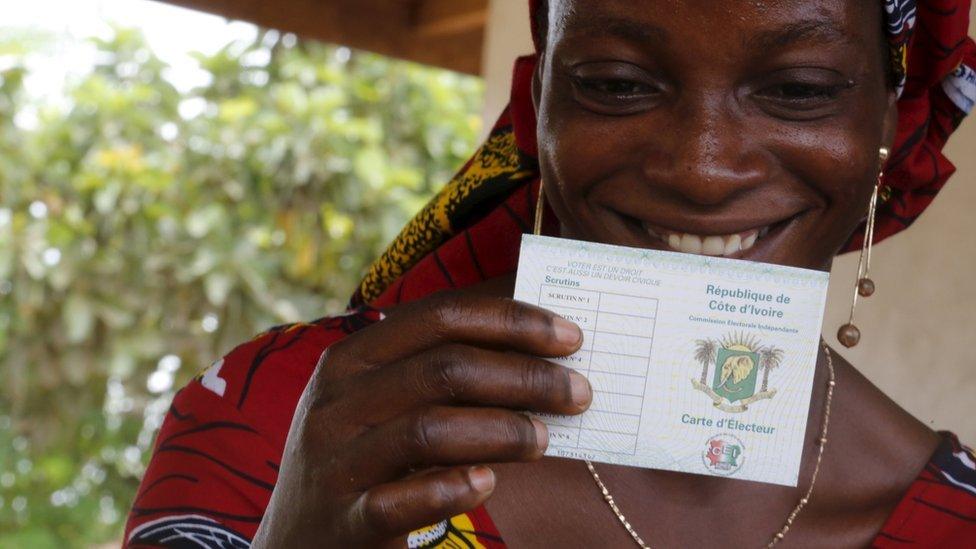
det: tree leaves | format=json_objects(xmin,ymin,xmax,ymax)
[{"xmin": 0, "ymin": 24, "xmax": 482, "ymax": 547}]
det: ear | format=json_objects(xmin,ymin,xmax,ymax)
[{"xmin": 881, "ymin": 89, "xmax": 899, "ymax": 153}]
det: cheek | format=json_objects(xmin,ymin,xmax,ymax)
[
  {"xmin": 536, "ymin": 110, "xmax": 624, "ymax": 237},
  {"xmin": 763, "ymin": 121, "xmax": 881, "ymax": 264},
  {"xmin": 765, "ymin": 118, "xmax": 880, "ymax": 216},
  {"xmin": 538, "ymin": 111, "xmax": 628, "ymax": 198}
]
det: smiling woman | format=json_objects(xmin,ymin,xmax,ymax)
[{"xmin": 125, "ymin": 1, "xmax": 976, "ymax": 548}]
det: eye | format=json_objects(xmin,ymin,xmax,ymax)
[
  {"xmin": 575, "ymin": 77, "xmax": 656, "ymax": 99},
  {"xmin": 565, "ymin": 61, "xmax": 663, "ymax": 115},
  {"xmin": 756, "ymin": 82, "xmax": 847, "ymax": 105},
  {"xmin": 751, "ymin": 69, "xmax": 854, "ymax": 118}
]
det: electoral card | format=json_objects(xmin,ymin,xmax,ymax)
[{"xmin": 513, "ymin": 235, "xmax": 830, "ymax": 486}]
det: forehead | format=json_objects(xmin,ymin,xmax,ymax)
[{"xmin": 547, "ymin": 0, "xmax": 879, "ymax": 51}]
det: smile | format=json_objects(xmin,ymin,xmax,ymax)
[{"xmin": 641, "ymin": 222, "xmax": 773, "ymax": 257}]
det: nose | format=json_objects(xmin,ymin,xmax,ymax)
[{"xmin": 642, "ymin": 93, "xmax": 768, "ymax": 206}]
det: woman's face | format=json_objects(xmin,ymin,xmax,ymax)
[{"xmin": 533, "ymin": 0, "xmax": 898, "ymax": 270}]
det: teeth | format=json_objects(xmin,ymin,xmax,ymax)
[
  {"xmin": 724, "ymin": 234, "xmax": 741, "ymax": 256},
  {"xmin": 658, "ymin": 228, "xmax": 764, "ymax": 257},
  {"xmin": 640, "ymin": 220, "xmax": 768, "ymax": 257},
  {"xmin": 680, "ymin": 233, "xmax": 702, "ymax": 254},
  {"xmin": 742, "ymin": 232, "xmax": 758, "ymax": 250},
  {"xmin": 702, "ymin": 236, "xmax": 725, "ymax": 256}
]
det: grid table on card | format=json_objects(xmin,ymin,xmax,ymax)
[{"xmin": 536, "ymin": 284, "xmax": 658, "ymax": 455}]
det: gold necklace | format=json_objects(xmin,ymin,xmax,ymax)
[{"xmin": 584, "ymin": 341, "xmax": 836, "ymax": 548}]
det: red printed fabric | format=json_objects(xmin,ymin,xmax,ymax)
[
  {"xmin": 870, "ymin": 0, "xmax": 976, "ymax": 251},
  {"xmin": 874, "ymin": 434, "xmax": 976, "ymax": 547},
  {"xmin": 124, "ymin": 313, "xmax": 383, "ymax": 547}
]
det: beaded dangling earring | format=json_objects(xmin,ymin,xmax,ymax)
[{"xmin": 837, "ymin": 147, "xmax": 889, "ymax": 348}]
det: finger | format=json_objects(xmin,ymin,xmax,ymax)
[
  {"xmin": 346, "ymin": 465, "xmax": 495, "ymax": 542},
  {"xmin": 334, "ymin": 406, "xmax": 547, "ymax": 490},
  {"xmin": 335, "ymin": 344, "xmax": 592, "ymax": 422},
  {"xmin": 319, "ymin": 292, "xmax": 583, "ymax": 381}
]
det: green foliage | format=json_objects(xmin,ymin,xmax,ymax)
[{"xmin": 0, "ymin": 25, "xmax": 483, "ymax": 547}]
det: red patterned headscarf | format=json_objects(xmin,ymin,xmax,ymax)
[{"xmin": 354, "ymin": 0, "xmax": 974, "ymax": 305}]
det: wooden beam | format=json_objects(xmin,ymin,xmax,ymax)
[
  {"xmin": 412, "ymin": 0, "xmax": 488, "ymax": 38},
  {"xmin": 151, "ymin": 0, "xmax": 486, "ymax": 75}
]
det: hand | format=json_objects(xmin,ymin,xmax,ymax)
[{"xmin": 251, "ymin": 292, "xmax": 591, "ymax": 547}]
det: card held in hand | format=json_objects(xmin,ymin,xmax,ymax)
[{"xmin": 513, "ymin": 235, "xmax": 830, "ymax": 487}]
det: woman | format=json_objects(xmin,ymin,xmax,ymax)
[{"xmin": 126, "ymin": 1, "xmax": 976, "ymax": 547}]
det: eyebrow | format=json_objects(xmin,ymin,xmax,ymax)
[
  {"xmin": 560, "ymin": 14, "xmax": 670, "ymax": 46},
  {"xmin": 748, "ymin": 19, "xmax": 852, "ymax": 50}
]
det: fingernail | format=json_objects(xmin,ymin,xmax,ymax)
[
  {"xmin": 468, "ymin": 466, "xmax": 495, "ymax": 493},
  {"xmin": 552, "ymin": 316, "xmax": 582, "ymax": 347},
  {"xmin": 531, "ymin": 418, "xmax": 549, "ymax": 451},
  {"xmin": 569, "ymin": 371, "xmax": 592, "ymax": 408}
]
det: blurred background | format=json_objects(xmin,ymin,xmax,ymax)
[{"xmin": 0, "ymin": 1, "xmax": 972, "ymax": 547}]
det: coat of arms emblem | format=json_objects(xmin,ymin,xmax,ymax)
[{"xmin": 691, "ymin": 333, "xmax": 783, "ymax": 413}]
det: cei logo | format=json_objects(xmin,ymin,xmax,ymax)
[{"xmin": 702, "ymin": 433, "xmax": 745, "ymax": 476}]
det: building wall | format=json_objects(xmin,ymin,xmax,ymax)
[{"xmin": 482, "ymin": 0, "xmax": 976, "ymax": 441}]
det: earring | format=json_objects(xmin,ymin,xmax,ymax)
[
  {"xmin": 837, "ymin": 147, "xmax": 889, "ymax": 348},
  {"xmin": 533, "ymin": 180, "xmax": 546, "ymax": 236}
]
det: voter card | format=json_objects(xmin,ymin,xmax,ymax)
[{"xmin": 513, "ymin": 235, "xmax": 830, "ymax": 486}]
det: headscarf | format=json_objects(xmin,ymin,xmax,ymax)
[{"xmin": 352, "ymin": 0, "xmax": 975, "ymax": 307}]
